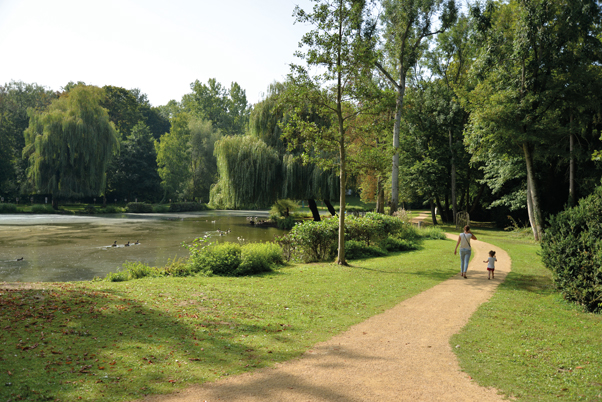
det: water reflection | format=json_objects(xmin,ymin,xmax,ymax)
[{"xmin": 0, "ymin": 211, "xmax": 283, "ymax": 282}]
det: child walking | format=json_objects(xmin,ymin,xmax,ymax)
[{"xmin": 484, "ymin": 250, "xmax": 497, "ymax": 279}]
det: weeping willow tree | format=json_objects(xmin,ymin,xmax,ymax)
[
  {"xmin": 23, "ymin": 85, "xmax": 119, "ymax": 208},
  {"xmin": 210, "ymin": 81, "xmax": 339, "ymax": 210},
  {"xmin": 210, "ymin": 135, "xmax": 281, "ymax": 209}
]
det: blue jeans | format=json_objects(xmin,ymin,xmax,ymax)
[{"xmin": 459, "ymin": 248, "xmax": 471, "ymax": 273}]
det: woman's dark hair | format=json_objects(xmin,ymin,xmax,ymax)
[{"xmin": 464, "ymin": 225, "xmax": 470, "ymax": 232}]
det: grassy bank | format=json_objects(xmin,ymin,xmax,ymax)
[
  {"xmin": 451, "ymin": 229, "xmax": 602, "ymax": 401},
  {"xmin": 0, "ymin": 239, "xmax": 455, "ymax": 402}
]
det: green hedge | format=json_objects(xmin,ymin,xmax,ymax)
[
  {"xmin": 168, "ymin": 202, "xmax": 208, "ymax": 212},
  {"xmin": 31, "ymin": 204, "xmax": 55, "ymax": 214},
  {"xmin": 0, "ymin": 203, "xmax": 17, "ymax": 213},
  {"xmin": 541, "ymin": 185, "xmax": 602, "ymax": 313},
  {"xmin": 126, "ymin": 202, "xmax": 154, "ymax": 213}
]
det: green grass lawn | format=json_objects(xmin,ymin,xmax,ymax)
[
  {"xmin": 451, "ymin": 229, "xmax": 602, "ymax": 401},
  {"xmin": 0, "ymin": 238, "xmax": 456, "ymax": 402}
]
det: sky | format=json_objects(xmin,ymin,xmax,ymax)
[{"xmin": 0, "ymin": 0, "xmax": 314, "ymax": 106}]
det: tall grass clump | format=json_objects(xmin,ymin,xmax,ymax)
[{"xmin": 0, "ymin": 203, "xmax": 18, "ymax": 213}]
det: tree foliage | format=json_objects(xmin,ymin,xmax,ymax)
[{"xmin": 22, "ymin": 85, "xmax": 119, "ymax": 205}]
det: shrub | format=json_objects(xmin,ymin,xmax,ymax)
[
  {"xmin": 169, "ymin": 202, "xmax": 207, "ymax": 212},
  {"xmin": 153, "ymin": 204, "xmax": 169, "ymax": 213},
  {"xmin": 345, "ymin": 240, "xmax": 387, "ymax": 260},
  {"xmin": 419, "ymin": 226, "xmax": 447, "ymax": 240},
  {"xmin": 127, "ymin": 202, "xmax": 154, "ymax": 213},
  {"xmin": 236, "ymin": 243, "xmax": 273, "ymax": 276},
  {"xmin": 163, "ymin": 258, "xmax": 191, "ymax": 277},
  {"xmin": 0, "ymin": 203, "xmax": 17, "ymax": 213},
  {"xmin": 31, "ymin": 204, "xmax": 54, "ymax": 214},
  {"xmin": 124, "ymin": 261, "xmax": 159, "ymax": 279},
  {"xmin": 83, "ymin": 205, "xmax": 96, "ymax": 214},
  {"xmin": 269, "ymin": 199, "xmax": 299, "ymax": 219},
  {"xmin": 541, "ymin": 186, "xmax": 602, "ymax": 313},
  {"xmin": 286, "ymin": 217, "xmax": 339, "ymax": 262},
  {"xmin": 191, "ymin": 242, "xmax": 242, "ymax": 276},
  {"xmin": 346, "ymin": 205, "xmax": 371, "ymax": 213},
  {"xmin": 105, "ymin": 270, "xmax": 129, "ymax": 282},
  {"xmin": 276, "ymin": 215, "xmax": 296, "ymax": 230},
  {"xmin": 381, "ymin": 236, "xmax": 419, "ymax": 252},
  {"xmin": 102, "ymin": 206, "xmax": 119, "ymax": 213}
]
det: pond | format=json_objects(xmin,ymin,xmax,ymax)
[{"xmin": 0, "ymin": 211, "xmax": 285, "ymax": 283}]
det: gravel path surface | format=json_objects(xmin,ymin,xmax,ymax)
[{"xmin": 139, "ymin": 223, "xmax": 510, "ymax": 402}]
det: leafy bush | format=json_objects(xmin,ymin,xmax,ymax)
[
  {"xmin": 418, "ymin": 226, "xmax": 447, "ymax": 240},
  {"xmin": 276, "ymin": 215, "xmax": 296, "ymax": 230},
  {"xmin": 186, "ymin": 239, "xmax": 283, "ymax": 276},
  {"xmin": 105, "ymin": 270, "xmax": 129, "ymax": 282},
  {"xmin": 169, "ymin": 202, "xmax": 207, "ymax": 212},
  {"xmin": 101, "ymin": 206, "xmax": 123, "ymax": 214},
  {"xmin": 279, "ymin": 213, "xmax": 417, "ymax": 262},
  {"xmin": 153, "ymin": 204, "xmax": 169, "ymax": 213},
  {"xmin": 163, "ymin": 258, "xmax": 191, "ymax": 277},
  {"xmin": 83, "ymin": 204, "xmax": 96, "ymax": 214},
  {"xmin": 0, "ymin": 203, "xmax": 17, "ymax": 213},
  {"xmin": 127, "ymin": 202, "xmax": 154, "ymax": 213},
  {"xmin": 124, "ymin": 261, "xmax": 159, "ymax": 279},
  {"xmin": 541, "ymin": 186, "xmax": 602, "ymax": 313},
  {"xmin": 269, "ymin": 199, "xmax": 299, "ymax": 219},
  {"xmin": 381, "ymin": 236, "xmax": 419, "ymax": 252},
  {"xmin": 31, "ymin": 204, "xmax": 54, "ymax": 214},
  {"xmin": 345, "ymin": 240, "xmax": 387, "ymax": 260},
  {"xmin": 286, "ymin": 217, "xmax": 339, "ymax": 262}
]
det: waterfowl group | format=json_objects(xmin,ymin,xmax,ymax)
[{"xmin": 109, "ymin": 240, "xmax": 140, "ymax": 248}]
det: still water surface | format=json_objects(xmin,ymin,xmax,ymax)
[{"xmin": 0, "ymin": 211, "xmax": 283, "ymax": 282}]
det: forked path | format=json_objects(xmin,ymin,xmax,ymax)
[{"xmin": 141, "ymin": 229, "xmax": 510, "ymax": 402}]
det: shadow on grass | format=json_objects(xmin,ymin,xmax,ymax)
[
  {"xmin": 0, "ymin": 284, "xmax": 300, "ymax": 402},
  {"xmin": 499, "ymin": 271, "xmax": 555, "ymax": 294}
]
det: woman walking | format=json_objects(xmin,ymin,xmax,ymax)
[{"xmin": 454, "ymin": 225, "xmax": 477, "ymax": 278}]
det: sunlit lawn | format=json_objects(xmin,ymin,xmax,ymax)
[
  {"xmin": 451, "ymin": 228, "xmax": 602, "ymax": 401},
  {"xmin": 0, "ymin": 238, "xmax": 456, "ymax": 402}
]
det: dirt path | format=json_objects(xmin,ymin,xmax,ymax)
[{"xmin": 140, "ymin": 222, "xmax": 511, "ymax": 402}]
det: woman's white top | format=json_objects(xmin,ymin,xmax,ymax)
[{"xmin": 459, "ymin": 233, "xmax": 472, "ymax": 249}]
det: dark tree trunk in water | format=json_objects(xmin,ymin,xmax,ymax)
[
  {"xmin": 102, "ymin": 195, "xmax": 107, "ymax": 208},
  {"xmin": 308, "ymin": 199, "xmax": 321, "ymax": 222},
  {"xmin": 430, "ymin": 199, "xmax": 437, "ymax": 225},
  {"xmin": 324, "ymin": 199, "xmax": 337, "ymax": 216}
]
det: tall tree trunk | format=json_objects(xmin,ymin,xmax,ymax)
[
  {"xmin": 390, "ymin": 78, "xmax": 405, "ymax": 215},
  {"xmin": 569, "ymin": 114, "xmax": 575, "ymax": 207},
  {"xmin": 308, "ymin": 199, "xmax": 321, "ymax": 222},
  {"xmin": 430, "ymin": 199, "xmax": 437, "ymax": 225},
  {"xmin": 526, "ymin": 174, "xmax": 536, "ymax": 238},
  {"xmin": 449, "ymin": 129, "xmax": 457, "ymax": 224},
  {"xmin": 524, "ymin": 142, "xmax": 543, "ymax": 241},
  {"xmin": 444, "ymin": 194, "xmax": 450, "ymax": 222},
  {"xmin": 435, "ymin": 195, "xmax": 446, "ymax": 224},
  {"xmin": 52, "ymin": 197, "xmax": 58, "ymax": 210},
  {"xmin": 335, "ymin": 11, "xmax": 347, "ymax": 266},
  {"xmin": 376, "ymin": 178, "xmax": 385, "ymax": 214},
  {"xmin": 324, "ymin": 199, "xmax": 337, "ymax": 216}
]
